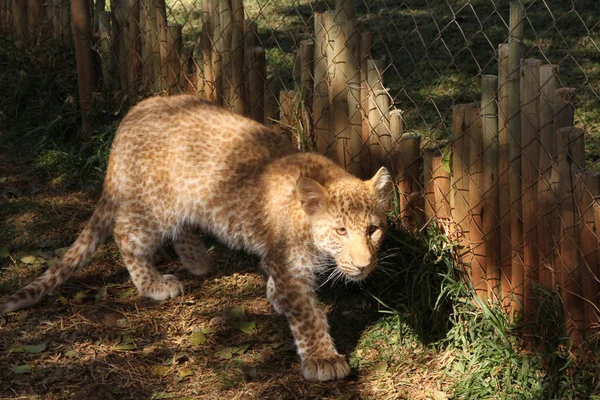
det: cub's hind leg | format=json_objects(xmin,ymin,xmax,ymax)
[
  {"xmin": 113, "ymin": 209, "xmax": 183, "ymax": 300},
  {"xmin": 173, "ymin": 228, "xmax": 213, "ymax": 276}
]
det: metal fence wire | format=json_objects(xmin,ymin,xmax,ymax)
[{"xmin": 1, "ymin": 0, "xmax": 599, "ymax": 343}]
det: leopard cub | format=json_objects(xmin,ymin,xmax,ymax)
[{"xmin": 1, "ymin": 95, "xmax": 392, "ymax": 381}]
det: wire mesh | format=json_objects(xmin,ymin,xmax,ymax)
[{"xmin": 2, "ymin": 0, "xmax": 600, "ymax": 342}]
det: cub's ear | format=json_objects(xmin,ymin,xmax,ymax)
[
  {"xmin": 369, "ymin": 167, "xmax": 394, "ymax": 205},
  {"xmin": 296, "ymin": 177, "xmax": 329, "ymax": 216}
]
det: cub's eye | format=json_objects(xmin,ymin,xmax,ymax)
[
  {"xmin": 335, "ymin": 227, "xmax": 347, "ymax": 236},
  {"xmin": 368, "ymin": 225, "xmax": 380, "ymax": 236}
]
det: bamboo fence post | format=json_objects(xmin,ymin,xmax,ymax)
[
  {"xmin": 423, "ymin": 147, "xmax": 438, "ymax": 222},
  {"xmin": 59, "ymin": 0, "xmax": 71, "ymax": 45},
  {"xmin": 346, "ymin": 17, "xmax": 361, "ymax": 176},
  {"xmin": 12, "ymin": 0, "xmax": 27, "ymax": 46},
  {"xmin": 192, "ymin": 44, "xmax": 205, "ymax": 95},
  {"xmin": 555, "ymin": 88, "xmax": 576, "ymax": 130},
  {"xmin": 313, "ymin": 12, "xmax": 331, "ymax": 156},
  {"xmin": 52, "ymin": 0, "xmax": 61, "ymax": 39},
  {"xmin": 578, "ymin": 171, "xmax": 600, "ymax": 331},
  {"xmin": 360, "ymin": 31, "xmax": 373, "ymax": 177},
  {"xmin": 143, "ymin": 0, "xmax": 158, "ymax": 90},
  {"xmin": 98, "ymin": 10, "xmax": 112, "ymax": 90},
  {"xmin": 508, "ymin": 0, "xmax": 524, "ymax": 316},
  {"xmin": 165, "ymin": 23, "xmax": 182, "ymax": 94},
  {"xmin": 299, "ymin": 39, "xmax": 314, "ymax": 145},
  {"xmin": 482, "ymin": 74, "xmax": 500, "ymax": 299},
  {"xmin": 71, "ymin": 0, "xmax": 96, "ymax": 140},
  {"xmin": 200, "ymin": 0, "xmax": 214, "ymax": 99},
  {"xmin": 396, "ymin": 133, "xmax": 422, "ymax": 229},
  {"xmin": 26, "ymin": 0, "xmax": 41, "ymax": 41},
  {"xmin": 468, "ymin": 102, "xmax": 486, "ymax": 298},
  {"xmin": 520, "ymin": 58, "xmax": 542, "ymax": 320},
  {"xmin": 330, "ymin": 10, "xmax": 349, "ymax": 169},
  {"xmin": 93, "ymin": 0, "xmax": 103, "ymax": 31},
  {"xmin": 125, "ymin": 0, "xmax": 141, "ymax": 96},
  {"xmin": 112, "ymin": 0, "xmax": 128, "ymax": 91},
  {"xmin": 243, "ymin": 46, "xmax": 265, "ymax": 124},
  {"xmin": 593, "ymin": 201, "xmax": 600, "ymax": 312},
  {"xmin": 366, "ymin": 58, "xmax": 385, "ymax": 175},
  {"xmin": 280, "ymin": 90, "xmax": 300, "ymax": 147},
  {"xmin": 390, "ymin": 108, "xmax": 404, "ymax": 165},
  {"xmin": 243, "ymin": 18, "xmax": 256, "ymax": 49},
  {"xmin": 432, "ymin": 151, "xmax": 452, "ymax": 222},
  {"xmin": 557, "ymin": 127, "xmax": 585, "ymax": 344},
  {"xmin": 264, "ymin": 77, "xmax": 279, "ymax": 125},
  {"xmin": 211, "ymin": 0, "xmax": 223, "ymax": 104},
  {"xmin": 219, "ymin": 0, "xmax": 232, "ymax": 107},
  {"xmin": 452, "ymin": 104, "xmax": 473, "ymax": 263},
  {"xmin": 230, "ymin": 0, "xmax": 244, "ymax": 114},
  {"xmin": 537, "ymin": 64, "xmax": 559, "ymax": 289},
  {"xmin": 154, "ymin": 0, "xmax": 167, "ymax": 91}
]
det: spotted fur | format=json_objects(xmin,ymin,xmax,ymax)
[{"xmin": 0, "ymin": 95, "xmax": 393, "ymax": 381}]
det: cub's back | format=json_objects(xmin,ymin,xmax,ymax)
[{"xmin": 106, "ymin": 95, "xmax": 298, "ymax": 209}]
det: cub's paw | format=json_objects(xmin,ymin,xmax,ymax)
[
  {"xmin": 302, "ymin": 354, "xmax": 351, "ymax": 381},
  {"xmin": 143, "ymin": 274, "xmax": 184, "ymax": 301}
]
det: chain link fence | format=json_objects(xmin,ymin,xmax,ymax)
[{"xmin": 1, "ymin": 0, "xmax": 599, "ymax": 343}]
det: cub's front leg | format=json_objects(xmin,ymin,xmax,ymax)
[{"xmin": 265, "ymin": 261, "xmax": 350, "ymax": 381}]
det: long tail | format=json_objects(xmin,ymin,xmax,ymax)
[{"xmin": 0, "ymin": 194, "xmax": 116, "ymax": 314}]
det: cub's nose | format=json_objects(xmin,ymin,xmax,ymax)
[{"xmin": 352, "ymin": 259, "xmax": 372, "ymax": 271}]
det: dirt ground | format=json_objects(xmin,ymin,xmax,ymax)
[{"xmin": 0, "ymin": 152, "xmax": 453, "ymax": 400}]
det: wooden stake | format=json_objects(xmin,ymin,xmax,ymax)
[
  {"xmin": 423, "ymin": 147, "xmax": 439, "ymax": 222},
  {"xmin": 200, "ymin": 0, "xmax": 214, "ymax": 99},
  {"xmin": 432, "ymin": 151, "xmax": 452, "ymax": 222},
  {"xmin": 555, "ymin": 87, "xmax": 576, "ymax": 130},
  {"xmin": 482, "ymin": 74, "xmax": 500, "ymax": 299},
  {"xmin": 557, "ymin": 127, "xmax": 585, "ymax": 344},
  {"xmin": 396, "ymin": 133, "xmax": 422, "ymax": 229},
  {"xmin": 366, "ymin": 58, "xmax": 385, "ymax": 175},
  {"xmin": 508, "ymin": 0, "xmax": 524, "ymax": 317},
  {"xmin": 125, "ymin": 0, "xmax": 141, "ymax": 95},
  {"xmin": 537, "ymin": 64, "xmax": 559, "ymax": 289},
  {"xmin": 12, "ymin": 0, "xmax": 27, "ymax": 46},
  {"xmin": 330, "ymin": 11, "xmax": 349, "ymax": 168},
  {"xmin": 520, "ymin": 58, "xmax": 542, "ymax": 320},
  {"xmin": 346, "ymin": 17, "xmax": 361, "ymax": 176},
  {"xmin": 360, "ymin": 31, "xmax": 373, "ymax": 177},
  {"xmin": 578, "ymin": 171, "xmax": 600, "ymax": 331},
  {"xmin": 165, "ymin": 23, "xmax": 182, "ymax": 94},
  {"xmin": 244, "ymin": 46, "xmax": 265, "ymax": 124},
  {"xmin": 26, "ymin": 0, "xmax": 41, "ymax": 41},
  {"xmin": 313, "ymin": 12, "xmax": 331, "ymax": 156},
  {"xmin": 71, "ymin": 0, "xmax": 96, "ymax": 139},
  {"xmin": 230, "ymin": 0, "xmax": 244, "ymax": 114},
  {"xmin": 98, "ymin": 10, "xmax": 113, "ymax": 90}
]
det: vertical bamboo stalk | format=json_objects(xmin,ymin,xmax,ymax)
[
  {"xmin": 396, "ymin": 133, "xmax": 422, "ymax": 229},
  {"xmin": 26, "ymin": 0, "xmax": 41, "ymax": 41},
  {"xmin": 12, "ymin": 0, "xmax": 27, "ymax": 45},
  {"xmin": 452, "ymin": 104, "xmax": 473, "ymax": 262},
  {"xmin": 243, "ymin": 18, "xmax": 256, "ymax": 49},
  {"xmin": 367, "ymin": 58, "xmax": 385, "ymax": 175},
  {"xmin": 52, "ymin": 0, "xmax": 62, "ymax": 39},
  {"xmin": 143, "ymin": 0, "xmax": 158, "ymax": 89},
  {"xmin": 508, "ymin": 0, "xmax": 524, "ymax": 316},
  {"xmin": 555, "ymin": 88, "xmax": 576, "ymax": 130},
  {"xmin": 200, "ymin": 0, "xmax": 214, "ymax": 99},
  {"xmin": 165, "ymin": 23, "xmax": 182, "ymax": 95},
  {"xmin": 192, "ymin": 44, "xmax": 205, "ymax": 95},
  {"xmin": 59, "ymin": 0, "xmax": 71, "ymax": 45},
  {"xmin": 230, "ymin": 0, "xmax": 244, "ymax": 114},
  {"xmin": 537, "ymin": 64, "xmax": 559, "ymax": 289},
  {"xmin": 299, "ymin": 39, "xmax": 314, "ymax": 146},
  {"xmin": 112, "ymin": 0, "xmax": 128, "ymax": 91},
  {"xmin": 557, "ymin": 127, "xmax": 585, "ymax": 344},
  {"xmin": 211, "ymin": 0, "xmax": 222, "ymax": 104},
  {"xmin": 593, "ymin": 201, "xmax": 600, "ymax": 314},
  {"xmin": 578, "ymin": 171, "xmax": 600, "ymax": 331},
  {"xmin": 98, "ymin": 10, "xmax": 112, "ymax": 90},
  {"xmin": 468, "ymin": 103, "xmax": 486, "ymax": 298},
  {"xmin": 125, "ymin": 0, "xmax": 141, "ymax": 95},
  {"xmin": 313, "ymin": 12, "xmax": 331, "ymax": 156},
  {"xmin": 360, "ymin": 31, "xmax": 373, "ymax": 177},
  {"xmin": 71, "ymin": 0, "xmax": 96, "ymax": 140},
  {"xmin": 432, "ymin": 151, "xmax": 452, "ymax": 222},
  {"xmin": 280, "ymin": 90, "xmax": 299, "ymax": 146},
  {"xmin": 245, "ymin": 46, "xmax": 265, "ymax": 124},
  {"xmin": 264, "ymin": 78, "xmax": 279, "ymax": 126},
  {"xmin": 219, "ymin": 0, "xmax": 232, "ymax": 107},
  {"xmin": 155, "ymin": 0, "xmax": 167, "ymax": 91},
  {"xmin": 330, "ymin": 12, "xmax": 349, "ymax": 169},
  {"xmin": 520, "ymin": 58, "xmax": 542, "ymax": 320},
  {"xmin": 390, "ymin": 109, "xmax": 404, "ymax": 164},
  {"xmin": 482, "ymin": 74, "xmax": 500, "ymax": 299},
  {"xmin": 346, "ymin": 17, "xmax": 361, "ymax": 176},
  {"xmin": 423, "ymin": 147, "xmax": 438, "ymax": 222}
]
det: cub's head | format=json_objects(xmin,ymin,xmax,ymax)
[{"xmin": 296, "ymin": 167, "xmax": 393, "ymax": 281}]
